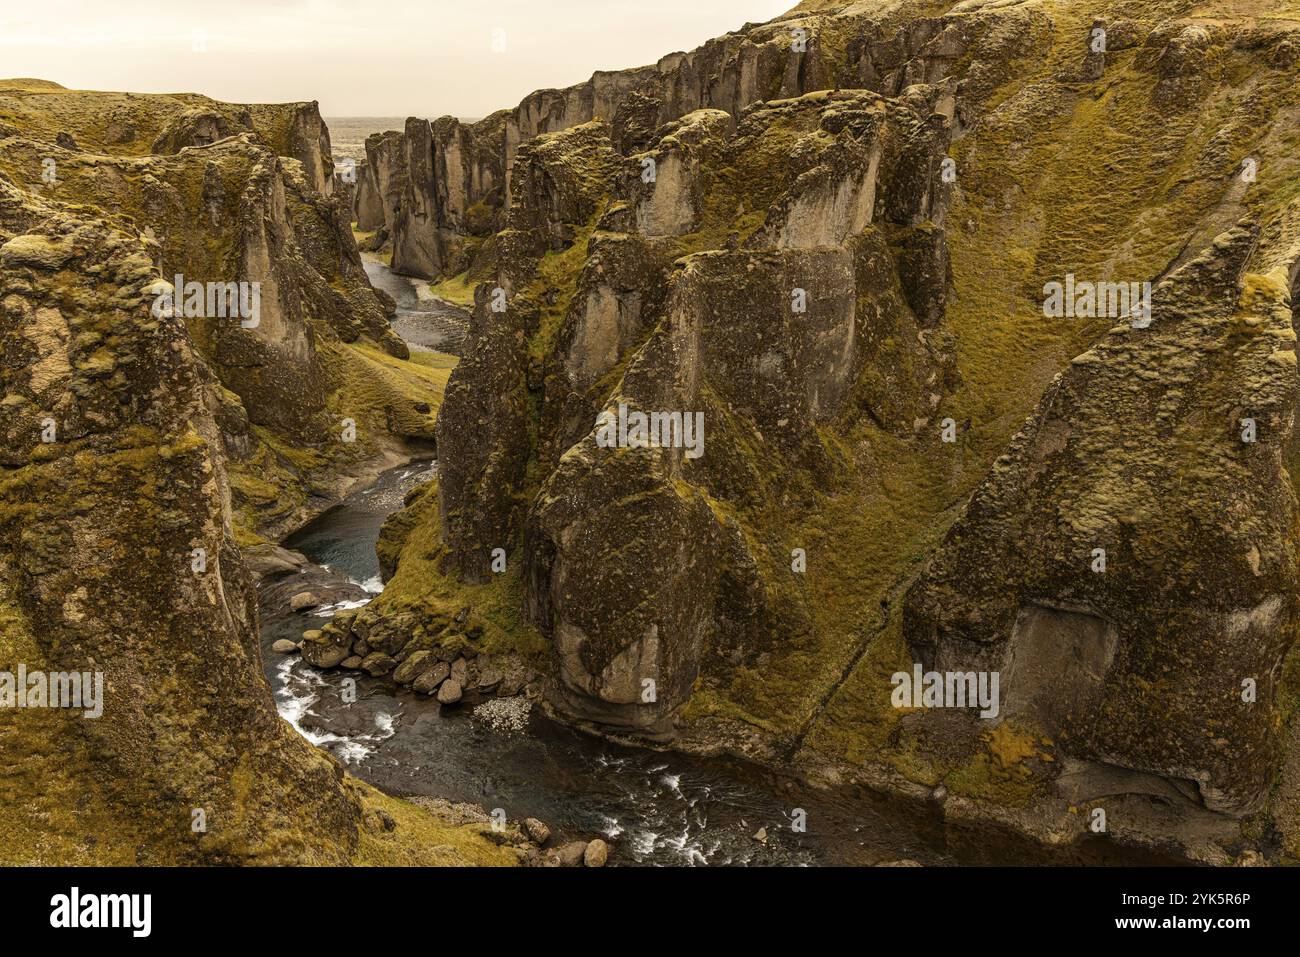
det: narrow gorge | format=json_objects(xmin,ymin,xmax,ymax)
[{"xmin": 4, "ymin": 0, "xmax": 1300, "ymax": 873}]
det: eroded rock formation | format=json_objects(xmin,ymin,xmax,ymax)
[
  {"xmin": 0, "ymin": 83, "xmax": 447, "ymax": 540},
  {"xmin": 353, "ymin": 130, "xmax": 408, "ymax": 249},
  {"xmin": 352, "ymin": 0, "xmax": 1300, "ymax": 860},
  {"xmin": 905, "ymin": 224, "xmax": 1300, "ymax": 816},
  {"xmin": 0, "ymin": 200, "xmax": 364, "ymax": 862},
  {"xmin": 10, "ymin": 0, "xmax": 1297, "ymax": 865},
  {"xmin": 0, "ymin": 84, "xmax": 500, "ymax": 865},
  {"xmin": 354, "ymin": 86, "xmax": 956, "ymax": 739}
]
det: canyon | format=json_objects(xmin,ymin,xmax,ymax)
[{"xmin": 4, "ymin": 0, "xmax": 1300, "ymax": 866}]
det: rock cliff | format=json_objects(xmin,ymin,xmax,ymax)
[
  {"xmin": 0, "ymin": 82, "xmax": 450, "ymax": 542},
  {"xmin": 8, "ymin": 0, "xmax": 1300, "ymax": 865},
  {"xmin": 347, "ymin": 0, "xmax": 1300, "ymax": 859},
  {"xmin": 0, "ymin": 84, "xmax": 502, "ymax": 864}
]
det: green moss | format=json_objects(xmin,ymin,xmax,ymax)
[
  {"xmin": 425, "ymin": 270, "xmax": 477, "ymax": 306},
  {"xmin": 349, "ymin": 784, "xmax": 520, "ymax": 866},
  {"xmin": 525, "ymin": 223, "xmax": 597, "ymax": 364},
  {"xmin": 783, "ymin": 4, "xmax": 1300, "ymax": 778},
  {"xmin": 465, "ymin": 199, "xmax": 495, "ymax": 236},
  {"xmin": 407, "ymin": 348, "xmax": 459, "ymax": 371},
  {"xmin": 363, "ymin": 474, "xmax": 548, "ymax": 663},
  {"xmin": 0, "ymin": 587, "xmax": 157, "ymax": 865},
  {"xmin": 943, "ymin": 720, "xmax": 1055, "ymax": 809}
]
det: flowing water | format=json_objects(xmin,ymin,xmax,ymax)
[
  {"xmin": 256, "ymin": 265, "xmax": 1177, "ymax": 866},
  {"xmin": 258, "ymin": 461, "xmax": 1179, "ymax": 867},
  {"xmin": 363, "ymin": 259, "xmax": 468, "ymax": 354}
]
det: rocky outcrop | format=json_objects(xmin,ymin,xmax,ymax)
[
  {"xmin": 0, "ymin": 85, "xmax": 446, "ymax": 541},
  {"xmin": 391, "ymin": 116, "xmax": 505, "ymax": 278},
  {"xmin": 332, "ymin": 0, "xmax": 1300, "ymax": 862},
  {"xmin": 0, "ymin": 91, "xmax": 509, "ymax": 865},
  {"xmin": 349, "ymin": 85, "xmax": 955, "ymax": 737},
  {"xmin": 0, "ymin": 197, "xmax": 364, "ymax": 863},
  {"xmin": 383, "ymin": 0, "xmax": 1043, "ymax": 280},
  {"xmin": 904, "ymin": 224, "xmax": 1300, "ymax": 816},
  {"xmin": 0, "ymin": 81, "xmax": 337, "ymax": 195},
  {"xmin": 353, "ymin": 130, "xmax": 408, "ymax": 248},
  {"xmin": 150, "ymin": 108, "xmax": 245, "ymax": 153},
  {"xmin": 150, "ymin": 100, "xmax": 337, "ymax": 197},
  {"xmin": 386, "ymin": 22, "xmax": 819, "ymax": 277}
]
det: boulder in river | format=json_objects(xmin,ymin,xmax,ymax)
[
  {"xmin": 271, "ymin": 639, "xmax": 299, "ymax": 655},
  {"xmin": 557, "ymin": 841, "xmax": 589, "ymax": 867},
  {"xmin": 524, "ymin": 818, "xmax": 551, "ymax": 845},
  {"xmin": 583, "ymin": 839, "xmax": 609, "ymax": 867},
  {"xmin": 300, "ymin": 635, "xmax": 349, "ymax": 669},
  {"xmin": 240, "ymin": 543, "xmax": 308, "ymax": 581},
  {"xmin": 289, "ymin": 592, "xmax": 319, "ymax": 612},
  {"xmin": 437, "ymin": 679, "xmax": 463, "ymax": 705},
  {"xmin": 393, "ymin": 649, "xmax": 434, "ymax": 685},
  {"xmin": 414, "ymin": 662, "xmax": 451, "ymax": 694},
  {"xmin": 361, "ymin": 652, "xmax": 397, "ymax": 677}
]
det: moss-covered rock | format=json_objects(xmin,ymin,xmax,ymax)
[
  {"xmin": 0, "ymin": 206, "xmax": 366, "ymax": 863},
  {"xmin": 0, "ymin": 85, "xmax": 450, "ymax": 542},
  {"xmin": 0, "ymin": 91, "xmax": 504, "ymax": 866},
  {"xmin": 344, "ymin": 0, "xmax": 1300, "ymax": 859},
  {"xmin": 905, "ymin": 224, "xmax": 1300, "ymax": 816},
  {"xmin": 366, "ymin": 79, "xmax": 954, "ymax": 738}
]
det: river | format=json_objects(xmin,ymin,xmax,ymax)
[
  {"xmin": 363, "ymin": 258, "xmax": 468, "ymax": 354},
  {"xmin": 256, "ymin": 262, "xmax": 1178, "ymax": 867}
]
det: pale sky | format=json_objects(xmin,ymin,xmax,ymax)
[{"xmin": 0, "ymin": 0, "xmax": 797, "ymax": 117}]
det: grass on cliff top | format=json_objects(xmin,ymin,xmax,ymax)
[
  {"xmin": 941, "ymin": 0, "xmax": 1300, "ymax": 461},
  {"xmin": 0, "ymin": 81, "xmax": 322, "ymax": 158}
]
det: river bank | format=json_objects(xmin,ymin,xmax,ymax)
[
  {"xmin": 362, "ymin": 256, "xmax": 469, "ymax": 355},
  {"xmin": 257, "ymin": 456, "xmax": 1188, "ymax": 867},
  {"xmin": 250, "ymin": 258, "xmax": 1193, "ymax": 867}
]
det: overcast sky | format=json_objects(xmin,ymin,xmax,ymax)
[{"xmin": 0, "ymin": 0, "xmax": 796, "ymax": 117}]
